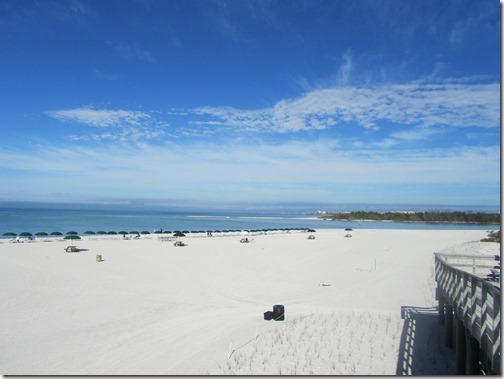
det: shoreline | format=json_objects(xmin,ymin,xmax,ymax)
[{"xmin": 319, "ymin": 218, "xmax": 501, "ymax": 225}]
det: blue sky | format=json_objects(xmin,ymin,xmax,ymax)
[{"xmin": 0, "ymin": 0, "xmax": 500, "ymax": 210}]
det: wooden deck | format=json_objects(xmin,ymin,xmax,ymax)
[{"xmin": 434, "ymin": 252, "xmax": 500, "ymax": 374}]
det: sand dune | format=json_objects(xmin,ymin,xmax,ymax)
[{"xmin": 0, "ymin": 229, "xmax": 497, "ymax": 375}]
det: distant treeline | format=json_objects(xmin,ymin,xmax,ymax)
[{"xmin": 319, "ymin": 211, "xmax": 501, "ymax": 224}]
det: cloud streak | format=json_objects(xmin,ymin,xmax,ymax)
[
  {"xmin": 191, "ymin": 81, "xmax": 499, "ymax": 134},
  {"xmin": 45, "ymin": 79, "xmax": 498, "ymax": 146},
  {"xmin": 46, "ymin": 108, "xmax": 151, "ymax": 127},
  {"xmin": 0, "ymin": 140, "xmax": 498, "ymax": 188},
  {"xmin": 46, "ymin": 107, "xmax": 167, "ymax": 142}
]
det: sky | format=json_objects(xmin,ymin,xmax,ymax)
[{"xmin": 0, "ymin": 0, "xmax": 501, "ymax": 211}]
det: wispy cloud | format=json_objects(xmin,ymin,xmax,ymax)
[
  {"xmin": 46, "ymin": 79, "xmax": 498, "ymax": 145},
  {"xmin": 337, "ymin": 49, "xmax": 353, "ymax": 85},
  {"xmin": 93, "ymin": 69, "xmax": 119, "ymax": 81},
  {"xmin": 0, "ymin": 141, "xmax": 498, "ymax": 204},
  {"xmin": 46, "ymin": 107, "xmax": 151, "ymax": 127},
  {"xmin": 390, "ymin": 127, "xmax": 445, "ymax": 142},
  {"xmin": 46, "ymin": 107, "xmax": 167, "ymax": 141},
  {"xmin": 107, "ymin": 41, "xmax": 157, "ymax": 63},
  {"xmin": 191, "ymin": 81, "xmax": 499, "ymax": 134}
]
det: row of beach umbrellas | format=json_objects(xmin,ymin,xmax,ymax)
[
  {"xmin": 2, "ymin": 231, "xmax": 82, "ymax": 240},
  {"xmin": 2, "ymin": 227, "xmax": 317, "ymax": 239}
]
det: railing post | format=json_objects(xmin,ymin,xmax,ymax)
[
  {"xmin": 438, "ymin": 290, "xmax": 445, "ymax": 325},
  {"xmin": 466, "ymin": 329, "xmax": 480, "ymax": 375},
  {"xmin": 490, "ymin": 290, "xmax": 501, "ymax": 373},
  {"xmin": 455, "ymin": 317, "xmax": 466, "ymax": 374},
  {"xmin": 445, "ymin": 304, "xmax": 454, "ymax": 348}
]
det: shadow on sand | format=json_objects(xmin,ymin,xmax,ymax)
[{"xmin": 396, "ymin": 306, "xmax": 455, "ymax": 375}]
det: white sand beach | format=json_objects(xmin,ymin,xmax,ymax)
[{"xmin": 0, "ymin": 229, "xmax": 498, "ymax": 375}]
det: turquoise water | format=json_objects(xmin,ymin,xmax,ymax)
[{"xmin": 0, "ymin": 208, "xmax": 499, "ymax": 237}]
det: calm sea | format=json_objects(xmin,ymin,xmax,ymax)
[{"xmin": 0, "ymin": 208, "xmax": 499, "ymax": 237}]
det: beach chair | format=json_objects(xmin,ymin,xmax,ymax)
[{"xmin": 489, "ymin": 268, "xmax": 500, "ymax": 282}]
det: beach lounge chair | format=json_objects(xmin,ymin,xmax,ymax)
[
  {"xmin": 173, "ymin": 241, "xmax": 186, "ymax": 247},
  {"xmin": 307, "ymin": 235, "xmax": 315, "ymax": 240},
  {"xmin": 64, "ymin": 246, "xmax": 79, "ymax": 252},
  {"xmin": 488, "ymin": 268, "xmax": 500, "ymax": 282}
]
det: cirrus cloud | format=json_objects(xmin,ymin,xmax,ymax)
[
  {"xmin": 191, "ymin": 81, "xmax": 499, "ymax": 133},
  {"xmin": 46, "ymin": 107, "xmax": 167, "ymax": 142},
  {"xmin": 46, "ymin": 107, "xmax": 151, "ymax": 127}
]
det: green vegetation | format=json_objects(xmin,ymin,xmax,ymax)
[
  {"xmin": 481, "ymin": 230, "xmax": 501, "ymax": 243},
  {"xmin": 319, "ymin": 211, "xmax": 500, "ymax": 224}
]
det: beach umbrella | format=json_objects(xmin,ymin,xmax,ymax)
[
  {"xmin": 66, "ymin": 231, "xmax": 78, "ymax": 235},
  {"xmin": 84, "ymin": 231, "xmax": 95, "ymax": 235},
  {"xmin": 108, "ymin": 231, "xmax": 117, "ymax": 235},
  {"xmin": 164, "ymin": 230, "xmax": 172, "ymax": 234},
  {"xmin": 64, "ymin": 235, "xmax": 81, "ymax": 240},
  {"xmin": 20, "ymin": 232, "xmax": 33, "ymax": 237},
  {"xmin": 141, "ymin": 231, "xmax": 150, "ymax": 235},
  {"xmin": 154, "ymin": 230, "xmax": 163, "ymax": 234},
  {"xmin": 118, "ymin": 231, "xmax": 128, "ymax": 235},
  {"xmin": 50, "ymin": 232, "xmax": 63, "ymax": 236},
  {"xmin": 97, "ymin": 231, "xmax": 107, "ymax": 235},
  {"xmin": 35, "ymin": 232, "xmax": 49, "ymax": 237},
  {"xmin": 130, "ymin": 231, "xmax": 140, "ymax": 235},
  {"xmin": 173, "ymin": 231, "xmax": 186, "ymax": 237},
  {"xmin": 345, "ymin": 228, "xmax": 353, "ymax": 231},
  {"xmin": 3, "ymin": 232, "xmax": 17, "ymax": 237},
  {"xmin": 307, "ymin": 229, "xmax": 316, "ymax": 233}
]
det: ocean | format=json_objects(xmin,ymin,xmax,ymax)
[{"xmin": 0, "ymin": 207, "xmax": 499, "ymax": 238}]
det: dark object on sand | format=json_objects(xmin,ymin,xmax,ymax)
[
  {"xmin": 273, "ymin": 304, "xmax": 285, "ymax": 321},
  {"xmin": 263, "ymin": 311, "xmax": 273, "ymax": 320}
]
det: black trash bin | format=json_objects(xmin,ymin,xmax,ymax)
[
  {"xmin": 273, "ymin": 304, "xmax": 285, "ymax": 321},
  {"xmin": 264, "ymin": 311, "xmax": 273, "ymax": 320}
]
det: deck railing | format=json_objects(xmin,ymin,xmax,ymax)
[{"xmin": 434, "ymin": 253, "xmax": 500, "ymax": 374}]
